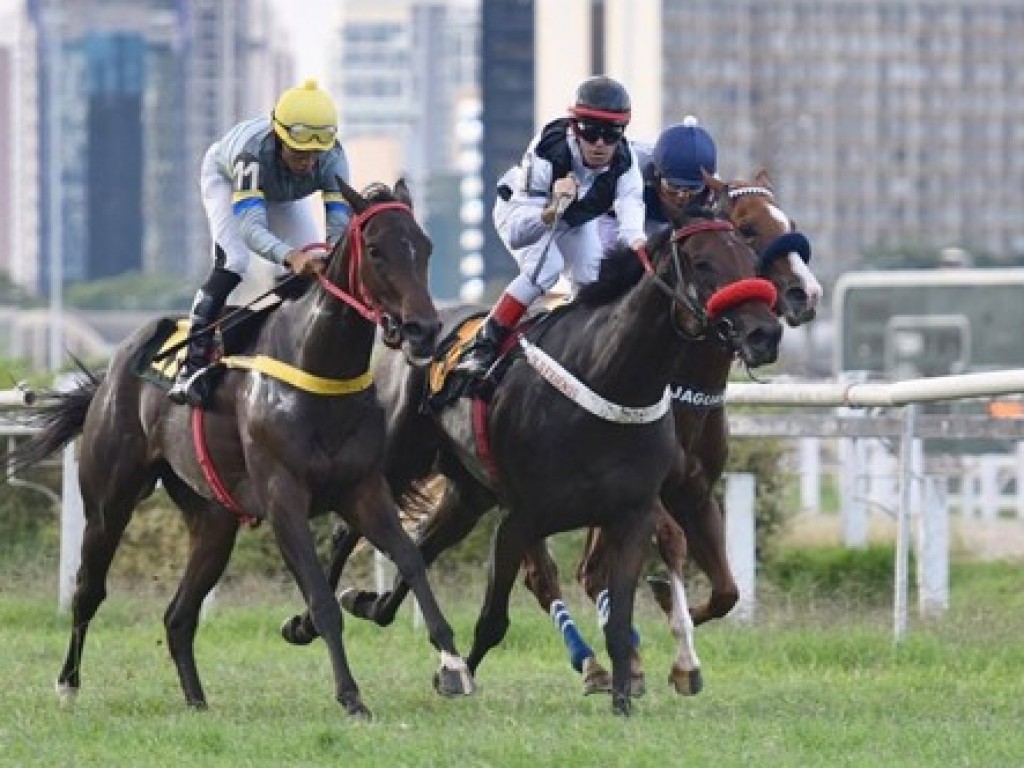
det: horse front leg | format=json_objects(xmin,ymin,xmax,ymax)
[
  {"xmin": 646, "ymin": 508, "xmax": 703, "ymax": 695},
  {"xmin": 266, "ymin": 486, "xmax": 369, "ymax": 719},
  {"xmin": 665, "ymin": 469, "xmax": 739, "ymax": 625},
  {"xmin": 349, "ymin": 473, "xmax": 474, "ymax": 697},
  {"xmin": 522, "ymin": 539, "xmax": 609, "ymax": 694},
  {"xmin": 576, "ymin": 528, "xmax": 640, "ymax": 696},
  {"xmin": 602, "ymin": 510, "xmax": 655, "ymax": 717},
  {"xmin": 280, "ymin": 521, "xmax": 361, "ymax": 646},
  {"xmin": 465, "ymin": 514, "xmax": 531, "ymax": 676}
]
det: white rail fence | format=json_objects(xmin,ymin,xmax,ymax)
[{"xmin": 6, "ymin": 370, "xmax": 1024, "ymax": 642}]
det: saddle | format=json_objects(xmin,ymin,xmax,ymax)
[{"xmin": 132, "ymin": 305, "xmax": 276, "ymax": 391}]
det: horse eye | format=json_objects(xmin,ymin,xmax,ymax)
[{"xmin": 738, "ymin": 224, "xmax": 758, "ymax": 239}]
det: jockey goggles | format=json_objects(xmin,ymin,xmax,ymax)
[
  {"xmin": 573, "ymin": 120, "xmax": 625, "ymax": 145},
  {"xmin": 274, "ymin": 119, "xmax": 337, "ymax": 147},
  {"xmin": 660, "ymin": 176, "xmax": 707, "ymax": 196}
]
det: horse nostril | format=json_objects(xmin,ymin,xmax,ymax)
[{"xmin": 402, "ymin": 319, "xmax": 441, "ymax": 349}]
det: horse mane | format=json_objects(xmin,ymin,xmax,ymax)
[
  {"xmin": 575, "ymin": 203, "xmax": 719, "ymax": 308},
  {"xmin": 360, "ymin": 181, "xmax": 398, "ymax": 203}
]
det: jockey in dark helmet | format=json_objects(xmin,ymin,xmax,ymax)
[{"xmin": 453, "ymin": 75, "xmax": 647, "ymax": 383}]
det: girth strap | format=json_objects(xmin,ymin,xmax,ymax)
[{"xmin": 190, "ymin": 408, "xmax": 259, "ymax": 528}]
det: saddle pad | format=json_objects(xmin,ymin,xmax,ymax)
[
  {"xmin": 131, "ymin": 318, "xmax": 188, "ymax": 389},
  {"xmin": 428, "ymin": 317, "xmax": 485, "ymax": 396}
]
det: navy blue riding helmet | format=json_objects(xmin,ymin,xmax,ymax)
[{"xmin": 652, "ymin": 116, "xmax": 717, "ymax": 189}]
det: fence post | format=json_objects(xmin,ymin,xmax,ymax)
[
  {"xmin": 841, "ymin": 434, "xmax": 869, "ymax": 548},
  {"xmin": 58, "ymin": 442, "xmax": 84, "ymax": 614},
  {"xmin": 915, "ymin": 475, "xmax": 950, "ymax": 618},
  {"xmin": 798, "ymin": 437, "xmax": 820, "ymax": 514},
  {"xmin": 894, "ymin": 403, "xmax": 917, "ymax": 643},
  {"xmin": 724, "ymin": 472, "xmax": 757, "ymax": 623}
]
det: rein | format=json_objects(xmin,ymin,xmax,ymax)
[{"xmin": 317, "ymin": 201, "xmax": 412, "ymax": 330}]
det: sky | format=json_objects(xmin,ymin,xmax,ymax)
[{"xmin": 268, "ymin": 0, "xmax": 334, "ymax": 83}]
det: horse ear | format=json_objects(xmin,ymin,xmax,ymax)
[
  {"xmin": 394, "ymin": 178, "xmax": 414, "ymax": 210},
  {"xmin": 755, "ymin": 168, "xmax": 773, "ymax": 189},
  {"xmin": 335, "ymin": 175, "xmax": 370, "ymax": 215},
  {"xmin": 704, "ymin": 170, "xmax": 729, "ymax": 213}
]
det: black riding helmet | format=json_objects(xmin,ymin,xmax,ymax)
[{"xmin": 569, "ymin": 75, "xmax": 631, "ymax": 126}]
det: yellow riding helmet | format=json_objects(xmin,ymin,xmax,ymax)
[{"xmin": 272, "ymin": 78, "xmax": 338, "ymax": 152}]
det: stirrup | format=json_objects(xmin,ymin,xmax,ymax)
[{"xmin": 168, "ymin": 366, "xmax": 211, "ymax": 406}]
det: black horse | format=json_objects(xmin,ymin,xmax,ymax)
[
  {"xmin": 3, "ymin": 181, "xmax": 473, "ymax": 719},
  {"xmin": 286, "ymin": 207, "xmax": 782, "ymax": 715}
]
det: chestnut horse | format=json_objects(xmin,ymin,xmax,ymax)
[
  {"xmin": 2, "ymin": 181, "xmax": 473, "ymax": 719},
  {"xmin": 518, "ymin": 170, "xmax": 820, "ymax": 695},
  {"xmin": 321, "ymin": 206, "xmax": 782, "ymax": 715}
]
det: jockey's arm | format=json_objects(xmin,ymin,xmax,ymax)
[
  {"xmin": 495, "ymin": 152, "xmax": 557, "ymax": 250},
  {"xmin": 234, "ymin": 198, "xmax": 293, "ymax": 265},
  {"xmin": 612, "ymin": 152, "xmax": 647, "ymax": 250}
]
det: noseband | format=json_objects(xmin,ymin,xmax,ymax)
[{"xmin": 317, "ymin": 200, "xmax": 414, "ymax": 346}]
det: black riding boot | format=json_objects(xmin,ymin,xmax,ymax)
[
  {"xmin": 168, "ymin": 267, "xmax": 241, "ymax": 407},
  {"xmin": 452, "ymin": 316, "xmax": 511, "ymax": 380}
]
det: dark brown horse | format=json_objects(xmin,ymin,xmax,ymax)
[
  {"xmin": 3, "ymin": 181, "xmax": 474, "ymax": 719},
  {"xmin": 322, "ymin": 206, "xmax": 782, "ymax": 715},
  {"xmin": 517, "ymin": 170, "xmax": 820, "ymax": 695}
]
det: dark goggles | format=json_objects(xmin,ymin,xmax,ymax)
[
  {"xmin": 660, "ymin": 177, "xmax": 706, "ymax": 196},
  {"xmin": 573, "ymin": 120, "xmax": 625, "ymax": 145},
  {"xmin": 274, "ymin": 119, "xmax": 337, "ymax": 146}
]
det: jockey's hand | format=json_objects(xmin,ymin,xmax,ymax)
[
  {"xmin": 284, "ymin": 248, "xmax": 328, "ymax": 277},
  {"xmin": 542, "ymin": 175, "xmax": 578, "ymax": 226},
  {"xmin": 630, "ymin": 237, "xmax": 647, "ymax": 252}
]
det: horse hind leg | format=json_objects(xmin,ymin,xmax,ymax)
[
  {"xmin": 160, "ymin": 474, "xmax": 239, "ymax": 708},
  {"xmin": 522, "ymin": 539, "xmax": 609, "ymax": 695},
  {"xmin": 56, "ymin": 466, "xmax": 158, "ymax": 706},
  {"xmin": 341, "ymin": 471, "xmax": 489, "ymax": 628}
]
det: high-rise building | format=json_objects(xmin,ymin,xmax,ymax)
[
  {"xmin": 333, "ymin": 0, "xmax": 479, "ymax": 301},
  {"xmin": 0, "ymin": 0, "xmax": 40, "ymax": 295},
  {"xmin": 479, "ymin": 0, "xmax": 533, "ymax": 292}
]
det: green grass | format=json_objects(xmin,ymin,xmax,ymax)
[{"xmin": 1, "ymin": 561, "xmax": 1022, "ymax": 767}]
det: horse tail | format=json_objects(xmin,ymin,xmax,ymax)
[{"xmin": 2, "ymin": 364, "xmax": 101, "ymax": 474}]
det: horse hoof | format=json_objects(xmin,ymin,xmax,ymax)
[
  {"xmin": 433, "ymin": 665, "xmax": 476, "ymax": 697},
  {"xmin": 280, "ymin": 615, "xmax": 318, "ymax": 646},
  {"xmin": 55, "ymin": 681, "xmax": 78, "ymax": 709},
  {"xmin": 340, "ymin": 693, "xmax": 373, "ymax": 720},
  {"xmin": 669, "ymin": 667, "xmax": 704, "ymax": 695},
  {"xmin": 611, "ymin": 692, "xmax": 632, "ymax": 717},
  {"xmin": 630, "ymin": 672, "xmax": 647, "ymax": 698},
  {"xmin": 581, "ymin": 657, "xmax": 612, "ymax": 695}
]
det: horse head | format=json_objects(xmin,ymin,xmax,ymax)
[
  {"xmin": 328, "ymin": 177, "xmax": 441, "ymax": 365},
  {"xmin": 653, "ymin": 205, "xmax": 783, "ymax": 368},
  {"xmin": 708, "ymin": 170, "xmax": 820, "ymax": 327}
]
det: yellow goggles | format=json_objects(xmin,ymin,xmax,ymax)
[{"xmin": 275, "ymin": 119, "xmax": 337, "ymax": 146}]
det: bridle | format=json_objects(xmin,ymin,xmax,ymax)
[
  {"xmin": 724, "ymin": 185, "xmax": 812, "ymax": 274},
  {"xmin": 635, "ymin": 219, "xmax": 777, "ymax": 344},
  {"xmin": 316, "ymin": 200, "xmax": 415, "ymax": 347}
]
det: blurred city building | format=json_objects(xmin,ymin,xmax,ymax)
[
  {"xmin": 0, "ymin": 0, "xmax": 1022, "ymax": 333},
  {"xmin": 330, "ymin": 0, "xmax": 479, "ymax": 301},
  {"xmin": 0, "ymin": 0, "xmax": 39, "ymax": 294}
]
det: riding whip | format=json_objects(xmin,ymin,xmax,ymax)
[
  {"xmin": 529, "ymin": 193, "xmax": 574, "ymax": 286},
  {"xmin": 153, "ymin": 240, "xmax": 331, "ymax": 363}
]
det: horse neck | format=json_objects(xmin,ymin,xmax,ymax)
[
  {"xmin": 572, "ymin": 276, "xmax": 682, "ymax": 406},
  {"xmin": 670, "ymin": 336, "xmax": 734, "ymax": 390},
  {"xmin": 274, "ymin": 261, "xmax": 376, "ymax": 380}
]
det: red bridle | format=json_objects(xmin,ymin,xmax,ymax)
[{"xmin": 316, "ymin": 200, "xmax": 414, "ymax": 326}]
